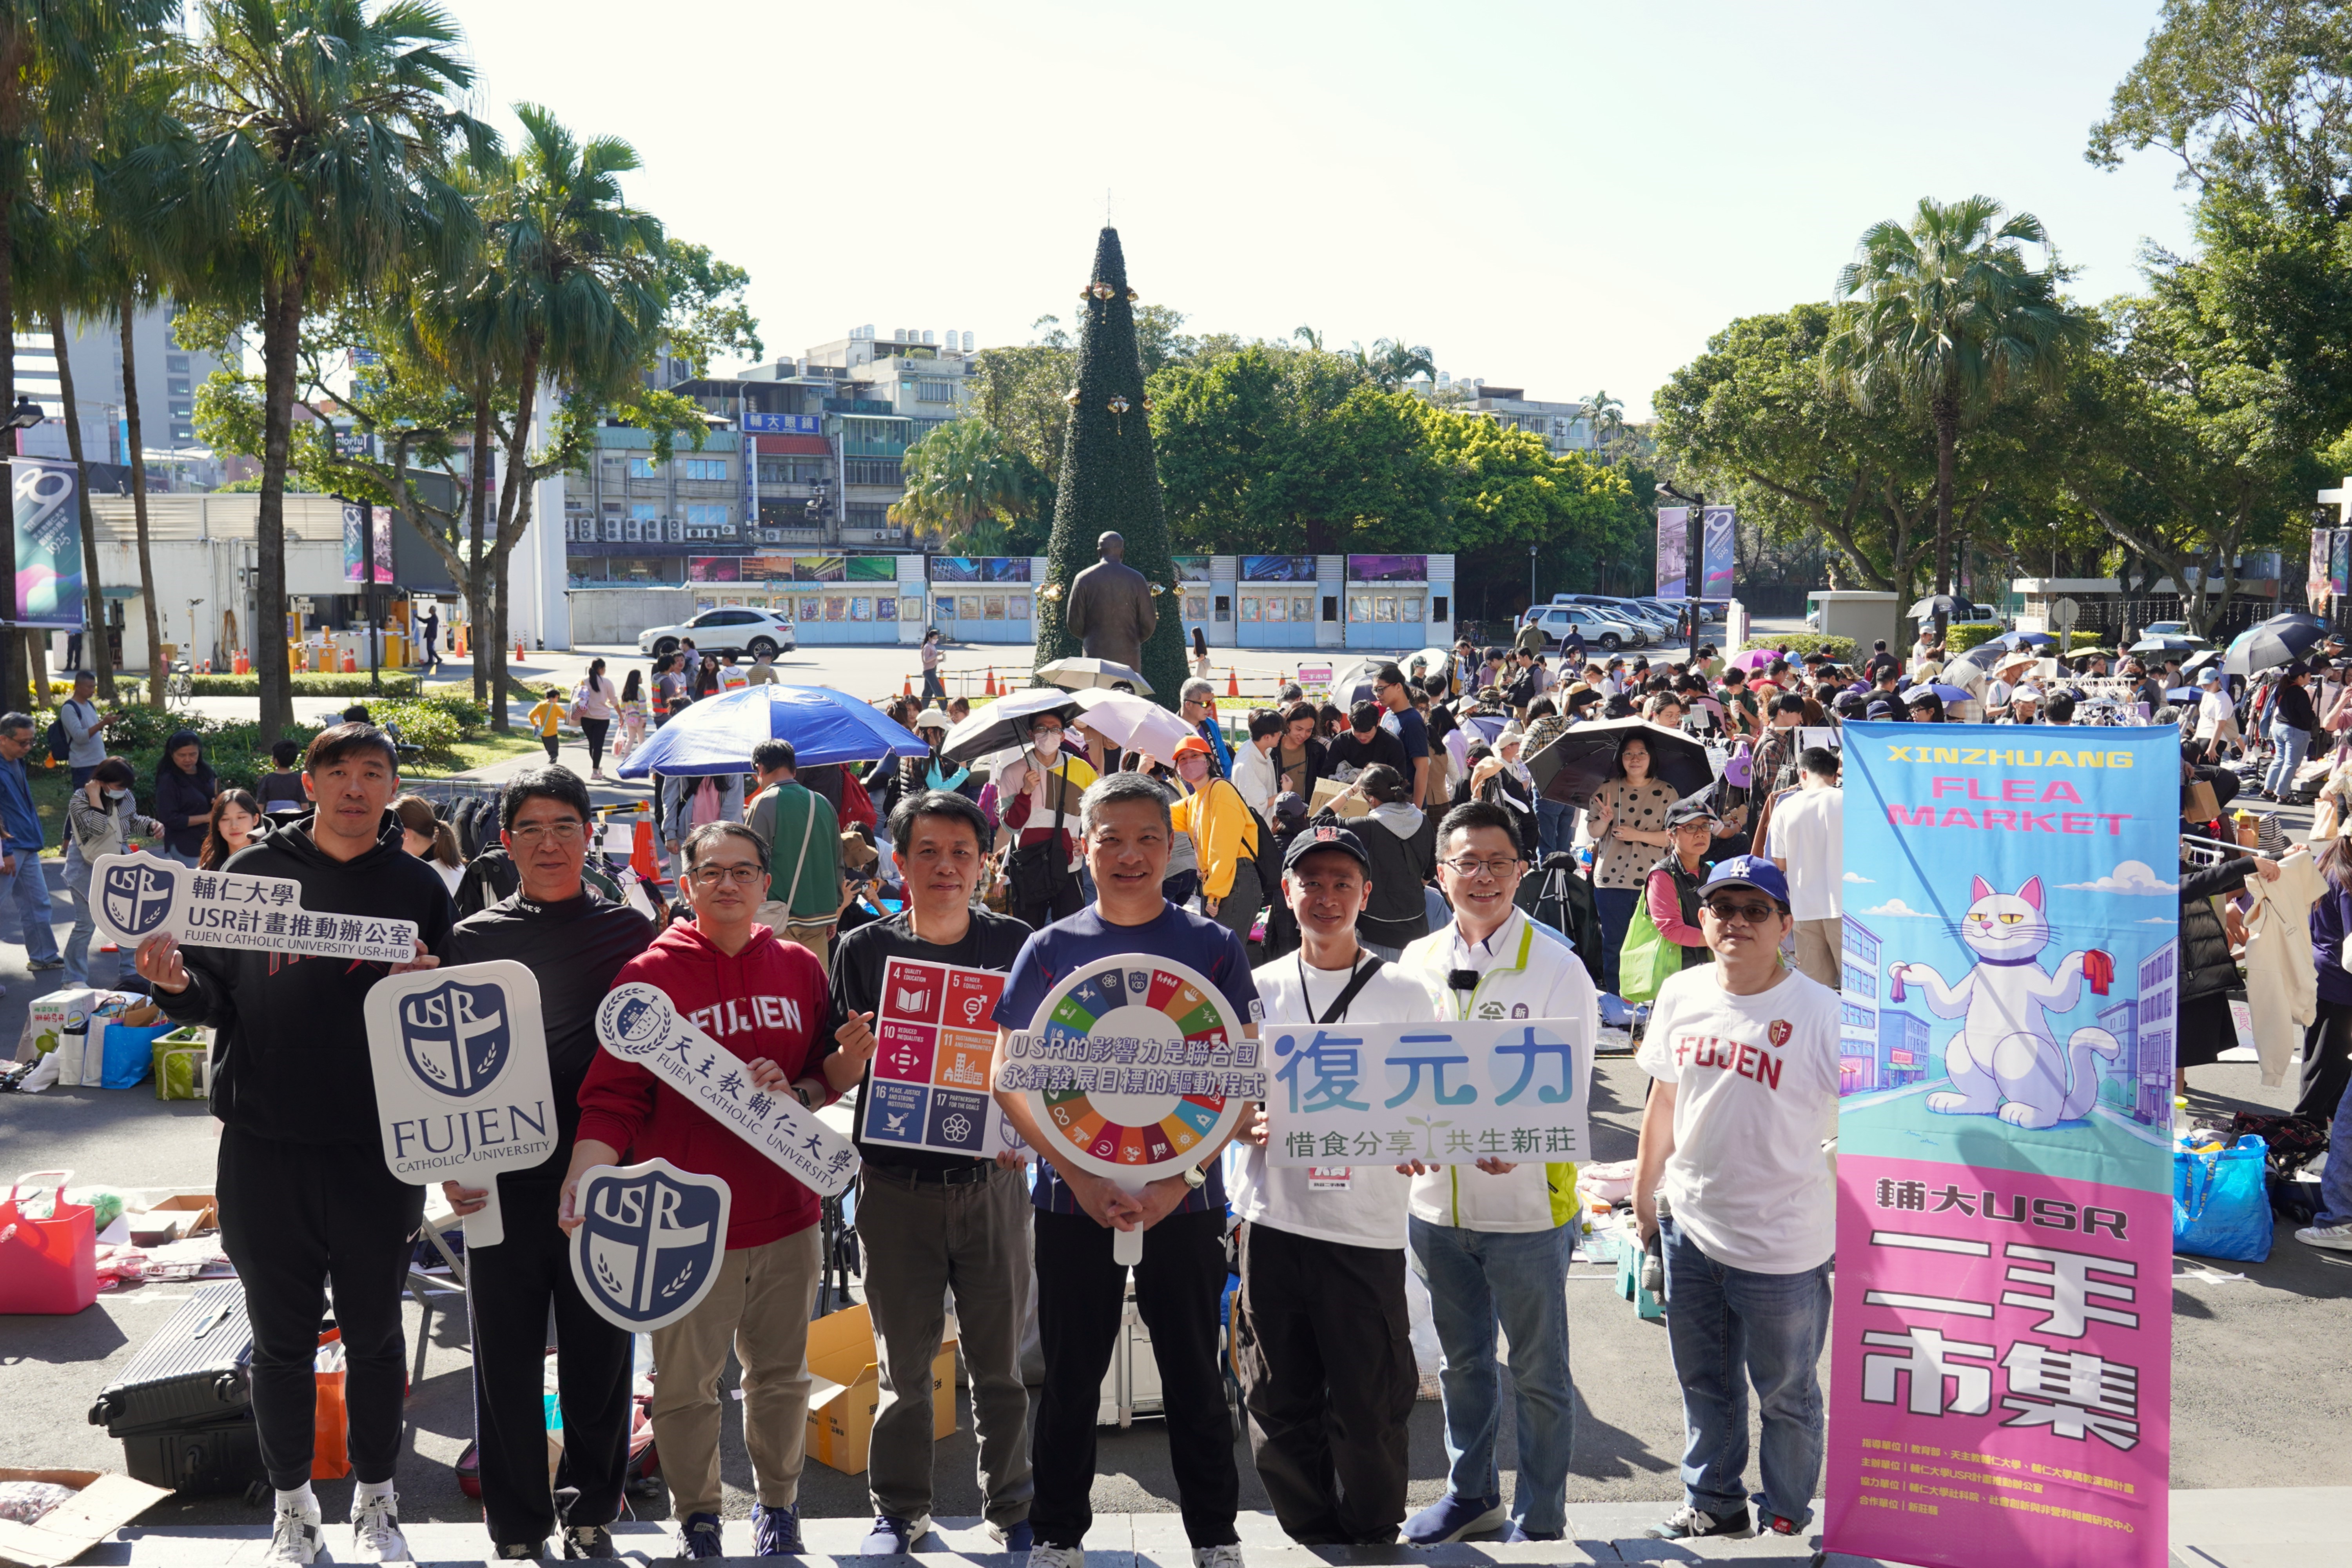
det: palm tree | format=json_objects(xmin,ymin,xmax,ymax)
[
  {"xmin": 1824, "ymin": 195, "xmax": 2091, "ymax": 637},
  {"xmin": 1582, "ymin": 390, "xmax": 1626, "ymax": 458},
  {"xmin": 177, "ymin": 0, "xmax": 484, "ymax": 738},
  {"xmin": 439, "ymin": 103, "xmax": 664, "ymax": 731},
  {"xmin": 1361, "ymin": 338, "xmax": 1435, "ymax": 391},
  {"xmin": 892, "ymin": 418, "xmax": 1042, "ymax": 552},
  {"xmin": 0, "ymin": 0, "xmax": 174, "ymax": 711}
]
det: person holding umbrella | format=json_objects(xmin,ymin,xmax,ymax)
[
  {"xmin": 1588, "ymin": 735, "xmax": 1682, "ymax": 996},
  {"xmin": 1000, "ymin": 712, "xmax": 1096, "ymax": 933}
]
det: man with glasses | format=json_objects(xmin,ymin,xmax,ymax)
[
  {"xmin": 746, "ymin": 739, "xmax": 845, "ymax": 974},
  {"xmin": 1000, "ymin": 713, "xmax": 1095, "ymax": 933},
  {"xmin": 1397, "ymin": 801, "xmax": 1597, "ymax": 1545},
  {"xmin": 566, "ymin": 823, "xmax": 838, "ymax": 1559},
  {"xmin": 0, "ymin": 713, "xmax": 63, "ymax": 977},
  {"xmin": 437, "ymin": 768, "xmax": 653, "ymax": 1561},
  {"xmin": 1632, "ymin": 857, "xmax": 1840, "ymax": 1543},
  {"xmin": 1180, "ymin": 678, "xmax": 1233, "ymax": 776}
]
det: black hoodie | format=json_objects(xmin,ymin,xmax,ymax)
[{"xmin": 156, "ymin": 812, "xmax": 457, "ymax": 1145}]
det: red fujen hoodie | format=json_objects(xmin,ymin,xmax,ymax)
[{"xmin": 576, "ymin": 920, "xmax": 831, "ymax": 1250}]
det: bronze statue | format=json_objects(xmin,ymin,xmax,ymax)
[{"xmin": 1062, "ymin": 530, "xmax": 1156, "ymax": 671}]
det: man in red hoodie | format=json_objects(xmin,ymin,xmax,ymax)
[{"xmin": 562, "ymin": 821, "xmax": 833, "ymax": 1561}]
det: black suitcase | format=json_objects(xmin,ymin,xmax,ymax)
[
  {"xmin": 90, "ymin": 1280, "xmax": 254, "ymax": 1433},
  {"xmin": 118, "ymin": 1414, "xmax": 266, "ymax": 1494}
]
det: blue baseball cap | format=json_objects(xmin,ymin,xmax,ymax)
[{"xmin": 1701, "ymin": 855, "xmax": 1791, "ymax": 909}]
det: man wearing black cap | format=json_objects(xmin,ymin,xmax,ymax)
[
  {"xmin": 1633, "ymin": 856, "xmax": 1840, "ymax": 1543},
  {"xmin": 1232, "ymin": 824, "xmax": 1437, "ymax": 1545}
]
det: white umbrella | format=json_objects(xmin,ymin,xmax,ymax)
[
  {"xmin": 1035, "ymin": 655, "xmax": 1153, "ymax": 696},
  {"xmin": 940, "ymin": 686, "xmax": 1081, "ymax": 764},
  {"xmin": 1069, "ymin": 689, "xmax": 1196, "ymax": 768}
]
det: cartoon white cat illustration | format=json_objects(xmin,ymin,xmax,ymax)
[{"xmin": 1886, "ymin": 875, "xmax": 2121, "ymax": 1129}]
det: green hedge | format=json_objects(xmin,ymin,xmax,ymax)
[
  {"xmin": 1738, "ymin": 632, "xmax": 1857, "ymax": 662},
  {"xmin": 190, "ymin": 672, "xmax": 421, "ymax": 697},
  {"xmin": 1947, "ymin": 623, "xmax": 2005, "ymax": 654},
  {"xmin": 36, "ymin": 691, "xmax": 487, "ymax": 803}
]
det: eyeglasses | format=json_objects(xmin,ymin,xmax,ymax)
[
  {"xmin": 1439, "ymin": 855, "xmax": 1520, "ymax": 880},
  {"xmin": 1703, "ymin": 898, "xmax": 1779, "ymax": 925},
  {"xmin": 510, "ymin": 821, "xmax": 586, "ymax": 844},
  {"xmin": 689, "ymin": 864, "xmax": 764, "ymax": 887},
  {"xmin": 1031, "ymin": 728, "xmax": 1063, "ymax": 740}
]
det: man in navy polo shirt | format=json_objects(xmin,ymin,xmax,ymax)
[{"xmin": 990, "ymin": 771, "xmax": 1261, "ymax": 1568}]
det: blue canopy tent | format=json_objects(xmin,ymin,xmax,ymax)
[{"xmin": 615, "ymin": 685, "xmax": 927, "ymax": 779}]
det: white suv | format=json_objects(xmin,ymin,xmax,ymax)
[
  {"xmin": 636, "ymin": 606, "xmax": 798, "ymax": 661},
  {"xmin": 1522, "ymin": 604, "xmax": 1647, "ymax": 652}
]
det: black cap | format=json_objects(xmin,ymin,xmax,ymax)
[
  {"xmin": 1664, "ymin": 797, "xmax": 1719, "ymax": 827},
  {"xmin": 1283, "ymin": 822, "xmax": 1372, "ymax": 873}
]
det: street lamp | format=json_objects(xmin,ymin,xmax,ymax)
[
  {"xmin": 1528, "ymin": 543, "xmax": 1538, "ymax": 615},
  {"xmin": 7, "ymin": 397, "xmax": 45, "ymax": 430}
]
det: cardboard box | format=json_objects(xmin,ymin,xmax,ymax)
[
  {"xmin": 1308, "ymin": 778, "xmax": 1370, "ymax": 820},
  {"xmin": 804, "ymin": 1303, "xmax": 956, "ymax": 1475},
  {"xmin": 128, "ymin": 1195, "xmax": 218, "ymax": 1247},
  {"xmin": 0, "ymin": 1467, "xmax": 171, "ymax": 1568}
]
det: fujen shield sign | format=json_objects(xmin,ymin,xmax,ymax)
[
  {"xmin": 570, "ymin": 1158, "xmax": 731, "ymax": 1332},
  {"xmin": 363, "ymin": 960, "xmax": 555, "ymax": 1249},
  {"xmin": 101, "ymin": 860, "xmax": 174, "ymax": 938}
]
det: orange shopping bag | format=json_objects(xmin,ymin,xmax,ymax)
[{"xmin": 313, "ymin": 1331, "xmax": 350, "ymax": 1480}]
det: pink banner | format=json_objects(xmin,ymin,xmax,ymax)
[{"xmin": 1826, "ymin": 1153, "xmax": 2170, "ymax": 1565}]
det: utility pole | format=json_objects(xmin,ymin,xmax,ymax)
[{"xmin": 1659, "ymin": 480, "xmax": 1706, "ymax": 652}]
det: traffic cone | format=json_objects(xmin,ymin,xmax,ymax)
[
  {"xmin": 902, "ymin": 674, "xmax": 913, "ymax": 697},
  {"xmin": 630, "ymin": 817, "xmax": 664, "ymax": 888},
  {"xmin": 515, "ymin": 636, "xmax": 526, "ymax": 662},
  {"xmin": 985, "ymin": 668, "xmax": 999, "ymax": 697},
  {"xmin": 1227, "ymin": 665, "xmax": 1240, "ymax": 697},
  {"xmin": 342, "ymin": 651, "xmax": 357, "ymax": 673}
]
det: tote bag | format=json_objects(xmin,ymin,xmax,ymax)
[
  {"xmin": 0, "ymin": 1169, "xmax": 98, "ymax": 1314},
  {"xmin": 1617, "ymin": 897, "xmax": 1684, "ymax": 1007}
]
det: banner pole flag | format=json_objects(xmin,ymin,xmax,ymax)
[{"xmin": 1826, "ymin": 722, "xmax": 2175, "ymax": 1567}]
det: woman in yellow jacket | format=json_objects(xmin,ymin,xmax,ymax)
[{"xmin": 1170, "ymin": 734, "xmax": 1263, "ymax": 941}]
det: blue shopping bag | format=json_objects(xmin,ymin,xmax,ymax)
[
  {"xmin": 2173, "ymin": 1134, "xmax": 2274, "ymax": 1263},
  {"xmin": 97, "ymin": 1022, "xmax": 176, "ymax": 1090}
]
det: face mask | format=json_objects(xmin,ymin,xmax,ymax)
[{"xmin": 105, "ymin": 788, "xmax": 128, "ymax": 801}]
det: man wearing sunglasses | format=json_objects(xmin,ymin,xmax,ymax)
[
  {"xmin": 1397, "ymin": 802, "xmax": 1597, "ymax": 1546},
  {"xmin": 1630, "ymin": 857, "xmax": 1840, "ymax": 1544}
]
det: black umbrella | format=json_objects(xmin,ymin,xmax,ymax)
[
  {"xmin": 1524, "ymin": 717, "xmax": 1715, "ymax": 809},
  {"xmin": 1907, "ymin": 593, "xmax": 1966, "ymax": 621},
  {"xmin": 2127, "ymin": 635, "xmax": 2200, "ymax": 655},
  {"xmin": 2222, "ymin": 618, "xmax": 2327, "ymax": 678}
]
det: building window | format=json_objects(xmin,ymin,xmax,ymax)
[
  {"xmin": 628, "ymin": 457, "xmax": 661, "ymax": 478},
  {"xmin": 170, "ymin": 424, "xmax": 194, "ymax": 441},
  {"xmin": 845, "ymin": 503, "xmax": 893, "ymax": 532},
  {"xmin": 844, "ymin": 458, "xmax": 901, "ymax": 486},
  {"xmin": 916, "ymin": 379, "xmax": 953, "ymax": 403},
  {"xmin": 166, "ymin": 354, "xmax": 189, "ymax": 374},
  {"xmin": 167, "ymin": 378, "xmax": 191, "ymax": 396},
  {"xmin": 683, "ymin": 504, "xmax": 732, "ymax": 537},
  {"xmin": 677, "ymin": 457, "xmax": 728, "ymax": 481},
  {"xmin": 169, "ymin": 401, "xmax": 192, "ymax": 418}
]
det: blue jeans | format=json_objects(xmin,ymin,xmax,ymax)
[
  {"xmin": 4, "ymin": 849, "xmax": 62, "ymax": 964},
  {"xmin": 61, "ymin": 860, "xmax": 100, "ymax": 986},
  {"xmin": 160, "ymin": 845, "xmax": 201, "ymax": 869},
  {"xmin": 2265, "ymin": 722, "xmax": 2311, "ymax": 797},
  {"xmin": 1659, "ymin": 1214, "xmax": 1830, "ymax": 1528},
  {"xmin": 1595, "ymin": 886, "xmax": 1639, "ymax": 996},
  {"xmin": 1534, "ymin": 798, "xmax": 1573, "ymax": 862},
  {"xmin": 2317, "ymin": 1063, "xmax": 2352, "ymax": 1227},
  {"xmin": 1406, "ymin": 1217, "xmax": 1574, "ymax": 1536}
]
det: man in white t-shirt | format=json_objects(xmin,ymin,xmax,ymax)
[
  {"xmin": 1632, "ymin": 856, "xmax": 1840, "ymax": 1544},
  {"xmin": 1233, "ymin": 824, "xmax": 1437, "ymax": 1545},
  {"xmin": 1765, "ymin": 747, "xmax": 1842, "ymax": 989}
]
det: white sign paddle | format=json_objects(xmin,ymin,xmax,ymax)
[{"xmin": 90, "ymin": 853, "xmax": 418, "ymax": 964}]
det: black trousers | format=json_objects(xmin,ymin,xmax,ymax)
[
  {"xmin": 1031, "ymin": 1209, "xmax": 1238, "ymax": 1549},
  {"xmin": 1011, "ymin": 876, "xmax": 1084, "ymax": 936},
  {"xmin": 580, "ymin": 718, "xmax": 610, "ymax": 772},
  {"xmin": 1233, "ymin": 1221, "xmax": 1416, "ymax": 1544},
  {"xmin": 465, "ymin": 1177, "xmax": 634, "ymax": 1546},
  {"xmin": 216, "ymin": 1129, "xmax": 425, "ymax": 1490},
  {"xmin": 2300, "ymin": 998, "xmax": 2352, "ymax": 1122}
]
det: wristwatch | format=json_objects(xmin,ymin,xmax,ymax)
[{"xmin": 1181, "ymin": 1165, "xmax": 1207, "ymax": 1191}]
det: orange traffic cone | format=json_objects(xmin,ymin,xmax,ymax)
[
  {"xmin": 515, "ymin": 636, "xmax": 526, "ymax": 662},
  {"xmin": 902, "ymin": 674, "xmax": 913, "ymax": 697},
  {"xmin": 630, "ymin": 817, "xmax": 665, "ymax": 889},
  {"xmin": 1227, "ymin": 665, "xmax": 1240, "ymax": 697},
  {"xmin": 342, "ymin": 651, "xmax": 357, "ymax": 673},
  {"xmin": 985, "ymin": 668, "xmax": 999, "ymax": 697}
]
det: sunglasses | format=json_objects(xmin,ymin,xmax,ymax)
[{"xmin": 1703, "ymin": 897, "xmax": 1779, "ymax": 925}]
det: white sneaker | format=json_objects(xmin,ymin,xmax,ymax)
[
  {"xmin": 1029, "ymin": 1546, "xmax": 1086, "ymax": 1568},
  {"xmin": 1191, "ymin": 1547, "xmax": 1245, "ymax": 1568},
  {"xmin": 2297, "ymin": 1221, "xmax": 2352, "ymax": 1251},
  {"xmin": 265, "ymin": 1498, "xmax": 322, "ymax": 1565},
  {"xmin": 350, "ymin": 1490, "xmax": 413, "ymax": 1562}
]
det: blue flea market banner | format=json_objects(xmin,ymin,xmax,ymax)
[{"xmin": 1826, "ymin": 722, "xmax": 2176, "ymax": 1567}]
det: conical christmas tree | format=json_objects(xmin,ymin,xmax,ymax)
[{"xmin": 1034, "ymin": 227, "xmax": 1190, "ymax": 707}]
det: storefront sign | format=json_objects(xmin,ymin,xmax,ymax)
[
  {"xmin": 742, "ymin": 412, "xmax": 823, "ymax": 435},
  {"xmin": 595, "ymin": 983, "xmax": 860, "ymax": 1198},
  {"xmin": 1241, "ymin": 555, "xmax": 1315, "ymax": 583},
  {"xmin": 1347, "ymin": 554, "xmax": 1426, "ymax": 583},
  {"xmin": 363, "ymin": 961, "xmax": 556, "ymax": 1247},
  {"xmin": 862, "ymin": 958, "xmax": 1024, "ymax": 1157},
  {"xmin": 1827, "ymin": 722, "xmax": 2175, "ymax": 1566},
  {"xmin": 88, "ymin": 854, "xmax": 419, "ymax": 964},
  {"xmin": 1261, "ymin": 1017, "xmax": 1588, "ymax": 1166}
]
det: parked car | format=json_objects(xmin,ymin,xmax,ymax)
[
  {"xmin": 636, "ymin": 606, "xmax": 798, "ymax": 661},
  {"xmin": 1522, "ymin": 603, "xmax": 1647, "ymax": 652}
]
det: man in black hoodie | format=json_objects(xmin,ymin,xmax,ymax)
[
  {"xmin": 136, "ymin": 724, "xmax": 456, "ymax": 1566},
  {"xmin": 437, "ymin": 767, "xmax": 652, "ymax": 1560}
]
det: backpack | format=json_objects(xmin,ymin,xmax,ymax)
[
  {"xmin": 839, "ymin": 771, "xmax": 877, "ymax": 830},
  {"xmin": 1245, "ymin": 799, "xmax": 1282, "ymax": 897},
  {"xmin": 44, "ymin": 702, "xmax": 82, "ymax": 763}
]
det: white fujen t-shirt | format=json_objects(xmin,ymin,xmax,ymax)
[
  {"xmin": 1765, "ymin": 786, "xmax": 1843, "ymax": 922},
  {"xmin": 1634, "ymin": 964, "xmax": 1842, "ymax": 1273},
  {"xmin": 1232, "ymin": 952, "xmax": 1439, "ymax": 1249}
]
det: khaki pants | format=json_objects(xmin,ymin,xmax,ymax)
[
  {"xmin": 754, "ymin": 902, "xmax": 833, "ymax": 975},
  {"xmin": 855, "ymin": 1164, "xmax": 1034, "ymax": 1528},
  {"xmin": 1793, "ymin": 918, "xmax": 1842, "ymax": 991},
  {"xmin": 648, "ymin": 1225, "xmax": 823, "ymax": 1519}
]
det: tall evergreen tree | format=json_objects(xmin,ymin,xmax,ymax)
[{"xmin": 1034, "ymin": 227, "xmax": 1187, "ymax": 706}]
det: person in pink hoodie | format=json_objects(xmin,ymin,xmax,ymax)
[{"xmin": 563, "ymin": 820, "xmax": 835, "ymax": 1560}]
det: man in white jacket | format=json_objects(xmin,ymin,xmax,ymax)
[
  {"xmin": 1396, "ymin": 800, "xmax": 1599, "ymax": 1545},
  {"xmin": 1229, "ymin": 709, "xmax": 1283, "ymax": 818}
]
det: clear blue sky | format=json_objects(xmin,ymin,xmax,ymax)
[{"xmin": 454, "ymin": 0, "xmax": 2190, "ymax": 418}]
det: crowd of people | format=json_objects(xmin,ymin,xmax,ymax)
[{"xmin": 8, "ymin": 610, "xmax": 2352, "ymax": 1563}]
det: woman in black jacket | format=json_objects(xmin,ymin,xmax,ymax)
[
  {"xmin": 2258, "ymin": 661, "xmax": 2320, "ymax": 801},
  {"xmin": 153, "ymin": 730, "xmax": 218, "ymax": 867},
  {"xmin": 2176, "ymin": 838, "xmax": 2281, "ymax": 1093},
  {"xmin": 1336, "ymin": 763, "xmax": 1433, "ymax": 960}
]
